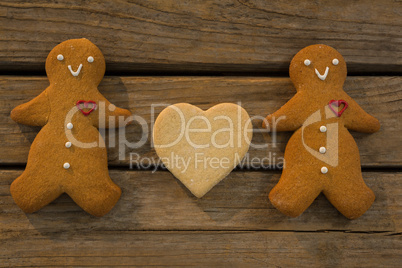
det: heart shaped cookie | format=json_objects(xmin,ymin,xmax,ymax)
[{"xmin": 153, "ymin": 103, "xmax": 253, "ymax": 198}]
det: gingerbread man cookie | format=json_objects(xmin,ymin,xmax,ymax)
[
  {"xmin": 263, "ymin": 44, "xmax": 380, "ymax": 219},
  {"xmin": 10, "ymin": 39, "xmax": 132, "ymax": 217}
]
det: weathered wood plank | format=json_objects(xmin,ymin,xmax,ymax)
[
  {"xmin": 0, "ymin": 76, "xmax": 400, "ymax": 167},
  {"xmin": 0, "ymin": 230, "xmax": 400, "ymax": 267},
  {"xmin": 0, "ymin": 0, "xmax": 401, "ymax": 73},
  {"xmin": 1, "ymin": 170, "xmax": 401, "ymax": 232}
]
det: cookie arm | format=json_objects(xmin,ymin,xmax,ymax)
[
  {"xmin": 343, "ymin": 96, "xmax": 380, "ymax": 133},
  {"xmin": 10, "ymin": 90, "xmax": 50, "ymax": 126},
  {"xmin": 262, "ymin": 92, "xmax": 309, "ymax": 132},
  {"xmin": 93, "ymin": 93, "xmax": 132, "ymax": 128}
]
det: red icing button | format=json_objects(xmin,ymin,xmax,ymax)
[
  {"xmin": 76, "ymin": 100, "xmax": 97, "ymax": 116},
  {"xmin": 328, "ymin": 100, "xmax": 348, "ymax": 117}
]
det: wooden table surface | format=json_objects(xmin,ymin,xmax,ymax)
[{"xmin": 1, "ymin": 1, "xmax": 401, "ymax": 267}]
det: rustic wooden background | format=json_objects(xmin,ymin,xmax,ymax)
[{"xmin": 1, "ymin": 0, "xmax": 401, "ymax": 267}]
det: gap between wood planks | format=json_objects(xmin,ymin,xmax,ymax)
[
  {"xmin": 1, "ymin": 69, "xmax": 402, "ymax": 77},
  {"xmin": 1, "ymin": 229, "xmax": 400, "ymax": 236},
  {"xmin": 0, "ymin": 164, "xmax": 400, "ymax": 172}
]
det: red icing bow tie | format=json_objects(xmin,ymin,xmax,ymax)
[
  {"xmin": 328, "ymin": 100, "xmax": 348, "ymax": 117},
  {"xmin": 76, "ymin": 100, "xmax": 97, "ymax": 116}
]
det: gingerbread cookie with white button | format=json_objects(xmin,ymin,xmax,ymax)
[
  {"xmin": 10, "ymin": 38, "xmax": 132, "ymax": 217},
  {"xmin": 263, "ymin": 44, "xmax": 380, "ymax": 219}
]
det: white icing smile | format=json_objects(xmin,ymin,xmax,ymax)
[
  {"xmin": 68, "ymin": 64, "xmax": 83, "ymax": 77},
  {"xmin": 315, "ymin": 67, "xmax": 329, "ymax": 81}
]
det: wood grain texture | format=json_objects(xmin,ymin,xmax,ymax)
[
  {"xmin": 0, "ymin": 0, "xmax": 401, "ymax": 74},
  {"xmin": 1, "ymin": 76, "xmax": 400, "ymax": 167},
  {"xmin": 0, "ymin": 230, "xmax": 401, "ymax": 267},
  {"xmin": 1, "ymin": 1, "xmax": 401, "ymax": 266},
  {"xmin": 1, "ymin": 170, "xmax": 401, "ymax": 232}
]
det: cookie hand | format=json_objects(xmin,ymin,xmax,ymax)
[
  {"xmin": 93, "ymin": 92, "xmax": 132, "ymax": 128},
  {"xmin": 11, "ymin": 90, "xmax": 50, "ymax": 126},
  {"xmin": 262, "ymin": 92, "xmax": 309, "ymax": 132},
  {"xmin": 343, "ymin": 95, "xmax": 381, "ymax": 133}
]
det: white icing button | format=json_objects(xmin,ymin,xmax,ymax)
[
  {"xmin": 304, "ymin": 59, "xmax": 311, "ymax": 66},
  {"xmin": 321, "ymin": 167, "xmax": 328, "ymax": 174},
  {"xmin": 63, "ymin": 162, "xmax": 70, "ymax": 169},
  {"xmin": 319, "ymin": 147, "xmax": 326, "ymax": 154},
  {"xmin": 332, "ymin": 58, "xmax": 339, "ymax": 65},
  {"xmin": 65, "ymin": 142, "xmax": 72, "ymax": 148},
  {"xmin": 57, "ymin": 54, "xmax": 64, "ymax": 61},
  {"xmin": 320, "ymin": 126, "xmax": 327, "ymax": 132},
  {"xmin": 87, "ymin": 56, "xmax": 94, "ymax": 63},
  {"xmin": 67, "ymin": 123, "xmax": 73, "ymax": 129}
]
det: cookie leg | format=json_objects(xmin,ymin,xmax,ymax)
[
  {"xmin": 269, "ymin": 170, "xmax": 323, "ymax": 217},
  {"xmin": 323, "ymin": 174, "xmax": 375, "ymax": 219},
  {"xmin": 10, "ymin": 171, "xmax": 62, "ymax": 213},
  {"xmin": 66, "ymin": 174, "xmax": 121, "ymax": 217}
]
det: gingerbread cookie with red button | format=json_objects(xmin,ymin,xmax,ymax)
[
  {"xmin": 263, "ymin": 44, "xmax": 380, "ymax": 219},
  {"xmin": 10, "ymin": 38, "xmax": 132, "ymax": 217}
]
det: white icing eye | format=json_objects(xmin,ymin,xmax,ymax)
[
  {"xmin": 87, "ymin": 56, "xmax": 94, "ymax": 63},
  {"xmin": 332, "ymin": 58, "xmax": 339, "ymax": 65},
  {"xmin": 304, "ymin": 59, "xmax": 311, "ymax": 66},
  {"xmin": 57, "ymin": 54, "xmax": 64, "ymax": 61}
]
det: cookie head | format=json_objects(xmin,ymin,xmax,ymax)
[
  {"xmin": 289, "ymin": 44, "xmax": 347, "ymax": 90},
  {"xmin": 46, "ymin": 38, "xmax": 105, "ymax": 86}
]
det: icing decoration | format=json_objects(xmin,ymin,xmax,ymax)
[
  {"xmin": 315, "ymin": 67, "xmax": 329, "ymax": 80},
  {"xmin": 67, "ymin": 123, "xmax": 73, "ymax": 129},
  {"xmin": 87, "ymin": 56, "xmax": 94, "ymax": 63},
  {"xmin": 332, "ymin": 58, "xmax": 339, "ymax": 65},
  {"xmin": 76, "ymin": 100, "xmax": 97, "ymax": 116},
  {"xmin": 65, "ymin": 141, "xmax": 72, "ymax": 148},
  {"xmin": 68, "ymin": 64, "xmax": 83, "ymax": 77},
  {"xmin": 304, "ymin": 59, "xmax": 311, "ymax": 66},
  {"xmin": 319, "ymin": 147, "xmax": 326, "ymax": 154},
  {"xmin": 63, "ymin": 162, "xmax": 70, "ymax": 169},
  {"xmin": 320, "ymin": 126, "xmax": 327, "ymax": 132},
  {"xmin": 321, "ymin": 166, "xmax": 328, "ymax": 174},
  {"xmin": 328, "ymin": 100, "xmax": 348, "ymax": 117},
  {"xmin": 57, "ymin": 54, "xmax": 64, "ymax": 61}
]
